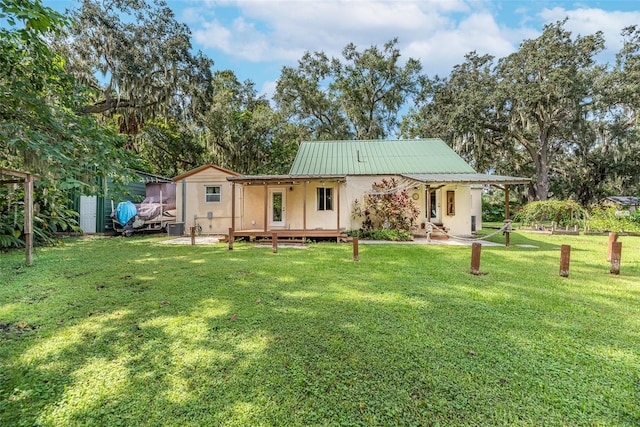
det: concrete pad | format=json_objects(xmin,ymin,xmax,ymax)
[
  {"xmin": 359, "ymin": 237, "xmax": 503, "ymax": 246},
  {"xmin": 157, "ymin": 236, "xmax": 221, "ymax": 245}
]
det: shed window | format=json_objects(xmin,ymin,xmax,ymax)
[
  {"xmin": 317, "ymin": 187, "xmax": 333, "ymax": 211},
  {"xmin": 205, "ymin": 186, "xmax": 221, "ymax": 203}
]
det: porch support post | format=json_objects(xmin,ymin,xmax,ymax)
[
  {"xmin": 263, "ymin": 183, "xmax": 268, "ymax": 232},
  {"xmin": 24, "ymin": 174, "xmax": 34, "ymax": 266},
  {"xmin": 336, "ymin": 182, "xmax": 341, "ymax": 233},
  {"xmin": 231, "ymin": 183, "xmax": 236, "ymax": 231},
  {"xmin": 303, "ymin": 181, "xmax": 307, "ymax": 233},
  {"xmin": 426, "ymin": 186, "xmax": 431, "ymax": 224},
  {"xmin": 505, "ymin": 185, "xmax": 510, "ymax": 247}
]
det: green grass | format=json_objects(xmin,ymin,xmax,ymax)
[{"xmin": 1, "ymin": 233, "xmax": 639, "ymax": 426}]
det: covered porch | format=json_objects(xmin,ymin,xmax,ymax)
[
  {"xmin": 402, "ymin": 173, "xmax": 531, "ymax": 245},
  {"xmin": 227, "ymin": 174, "xmax": 347, "ymax": 242}
]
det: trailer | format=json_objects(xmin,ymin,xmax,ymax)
[{"xmin": 111, "ymin": 182, "xmax": 177, "ymax": 236}]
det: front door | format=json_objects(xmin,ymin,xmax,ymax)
[
  {"xmin": 430, "ymin": 190, "xmax": 440, "ymax": 223},
  {"xmin": 269, "ymin": 188, "xmax": 285, "ymax": 227}
]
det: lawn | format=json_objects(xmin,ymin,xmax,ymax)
[{"xmin": 1, "ymin": 233, "xmax": 639, "ymax": 426}]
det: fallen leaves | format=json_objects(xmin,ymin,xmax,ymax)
[{"xmin": 230, "ymin": 314, "xmax": 238, "ymax": 322}]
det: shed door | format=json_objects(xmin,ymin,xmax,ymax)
[{"xmin": 79, "ymin": 196, "xmax": 97, "ymax": 234}]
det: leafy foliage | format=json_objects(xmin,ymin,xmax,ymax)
[
  {"xmin": 57, "ymin": 0, "xmax": 214, "ymax": 135},
  {"xmin": 585, "ymin": 203, "xmax": 640, "ymax": 233},
  {"xmin": 402, "ymin": 20, "xmax": 606, "ymax": 202},
  {"xmin": 482, "ymin": 192, "xmax": 520, "ymax": 222},
  {"xmin": 351, "ymin": 178, "xmax": 420, "ymax": 239},
  {"xmin": 346, "ymin": 227, "xmax": 413, "ymax": 241},
  {"xmin": 514, "ymin": 200, "xmax": 587, "ymax": 227},
  {"xmin": 0, "ymin": 185, "xmax": 80, "ymax": 249},
  {"xmin": 275, "ymin": 38, "xmax": 421, "ymax": 140},
  {"xmin": 202, "ymin": 71, "xmax": 301, "ymax": 174},
  {"xmin": 1, "ymin": 0, "xmax": 134, "ymax": 247}
]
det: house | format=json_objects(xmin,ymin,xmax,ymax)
[
  {"xmin": 75, "ymin": 170, "xmax": 173, "ymax": 234},
  {"xmin": 172, "ymin": 164, "xmax": 242, "ymax": 235},
  {"xmin": 227, "ymin": 138, "xmax": 529, "ymax": 240},
  {"xmin": 605, "ymin": 196, "xmax": 639, "ymax": 212}
]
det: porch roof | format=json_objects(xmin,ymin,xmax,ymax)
[
  {"xmin": 227, "ymin": 174, "xmax": 346, "ymax": 184},
  {"xmin": 402, "ymin": 173, "xmax": 530, "ymax": 186}
]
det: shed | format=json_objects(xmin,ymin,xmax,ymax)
[{"xmin": 172, "ymin": 164, "xmax": 242, "ymax": 235}]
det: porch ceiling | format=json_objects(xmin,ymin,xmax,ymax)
[
  {"xmin": 227, "ymin": 174, "xmax": 346, "ymax": 185},
  {"xmin": 402, "ymin": 173, "xmax": 530, "ymax": 186}
]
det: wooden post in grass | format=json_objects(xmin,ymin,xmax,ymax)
[
  {"xmin": 272, "ymin": 232, "xmax": 278, "ymax": 253},
  {"xmin": 190, "ymin": 226, "xmax": 196, "ymax": 245},
  {"xmin": 353, "ymin": 237, "xmax": 359, "ymax": 261},
  {"xmin": 504, "ymin": 186, "xmax": 510, "ymax": 247},
  {"xmin": 559, "ymin": 245, "xmax": 571, "ymax": 277},
  {"xmin": 607, "ymin": 232, "xmax": 618, "ymax": 262},
  {"xmin": 24, "ymin": 174, "xmax": 34, "ymax": 266},
  {"xmin": 470, "ymin": 242, "xmax": 482, "ymax": 275},
  {"xmin": 610, "ymin": 242, "xmax": 622, "ymax": 275},
  {"xmin": 228, "ymin": 227, "xmax": 234, "ymax": 250}
]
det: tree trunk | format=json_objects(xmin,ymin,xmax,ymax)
[{"xmin": 535, "ymin": 151, "xmax": 549, "ymax": 200}]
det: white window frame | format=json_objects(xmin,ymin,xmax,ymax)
[
  {"xmin": 317, "ymin": 187, "xmax": 333, "ymax": 211},
  {"xmin": 205, "ymin": 185, "xmax": 221, "ymax": 203}
]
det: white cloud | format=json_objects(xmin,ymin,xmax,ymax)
[
  {"xmin": 260, "ymin": 80, "xmax": 278, "ymax": 100},
  {"xmin": 193, "ymin": 0, "xmax": 467, "ymax": 63},
  {"xmin": 539, "ymin": 7, "xmax": 640, "ymax": 61},
  {"xmin": 186, "ymin": 0, "xmax": 640, "ymax": 86}
]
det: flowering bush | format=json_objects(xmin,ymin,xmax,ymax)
[{"xmin": 352, "ymin": 178, "xmax": 420, "ymax": 235}]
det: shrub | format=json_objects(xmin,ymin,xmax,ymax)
[
  {"xmin": 0, "ymin": 185, "xmax": 80, "ymax": 249},
  {"xmin": 347, "ymin": 228, "xmax": 413, "ymax": 241},
  {"xmin": 586, "ymin": 204, "xmax": 640, "ymax": 233},
  {"xmin": 352, "ymin": 178, "xmax": 420, "ymax": 232},
  {"xmin": 514, "ymin": 200, "xmax": 587, "ymax": 227}
]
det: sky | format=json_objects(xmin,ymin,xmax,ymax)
[{"xmin": 45, "ymin": 0, "xmax": 640, "ymax": 99}]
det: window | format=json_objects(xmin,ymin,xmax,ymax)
[
  {"xmin": 317, "ymin": 187, "xmax": 333, "ymax": 211},
  {"xmin": 205, "ymin": 186, "xmax": 221, "ymax": 203},
  {"xmin": 446, "ymin": 190, "xmax": 455, "ymax": 216}
]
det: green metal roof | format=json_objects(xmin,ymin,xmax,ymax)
[
  {"xmin": 403, "ymin": 173, "xmax": 530, "ymax": 185},
  {"xmin": 289, "ymin": 139, "xmax": 476, "ymax": 176}
]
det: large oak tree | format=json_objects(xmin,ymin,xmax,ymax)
[
  {"xmin": 275, "ymin": 38, "xmax": 421, "ymax": 140},
  {"xmin": 403, "ymin": 21, "xmax": 605, "ymax": 201}
]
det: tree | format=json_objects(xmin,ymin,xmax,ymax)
[
  {"xmin": 201, "ymin": 70, "xmax": 301, "ymax": 174},
  {"xmin": 403, "ymin": 21, "xmax": 605, "ymax": 201},
  {"xmin": 137, "ymin": 118, "xmax": 206, "ymax": 177},
  {"xmin": 1, "ymin": 0, "xmax": 135, "ymax": 191},
  {"xmin": 549, "ymin": 25, "xmax": 640, "ymax": 204},
  {"xmin": 1, "ymin": 0, "xmax": 137, "ymax": 246},
  {"xmin": 56, "ymin": 0, "xmax": 214, "ymax": 139},
  {"xmin": 275, "ymin": 39, "xmax": 421, "ymax": 140}
]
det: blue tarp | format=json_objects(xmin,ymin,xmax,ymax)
[{"xmin": 115, "ymin": 201, "xmax": 137, "ymax": 225}]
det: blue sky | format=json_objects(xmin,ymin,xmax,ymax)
[{"xmin": 46, "ymin": 0, "xmax": 640, "ymax": 99}]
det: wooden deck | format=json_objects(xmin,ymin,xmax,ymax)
[{"xmin": 229, "ymin": 228, "xmax": 347, "ymax": 241}]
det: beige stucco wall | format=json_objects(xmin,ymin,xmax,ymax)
[
  {"xmin": 471, "ymin": 187, "xmax": 483, "ymax": 231},
  {"xmin": 234, "ymin": 176, "xmax": 476, "ymax": 237},
  {"xmin": 344, "ymin": 176, "xmax": 474, "ymax": 236},
  {"xmin": 439, "ymin": 184, "xmax": 473, "ymax": 236},
  {"xmin": 239, "ymin": 182, "xmax": 342, "ymax": 231},
  {"xmin": 175, "ymin": 167, "xmax": 241, "ymax": 235}
]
